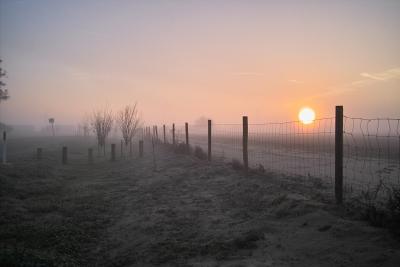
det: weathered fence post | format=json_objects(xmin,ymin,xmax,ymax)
[
  {"xmin": 139, "ymin": 140, "xmax": 144, "ymax": 157},
  {"xmin": 121, "ymin": 140, "xmax": 123, "ymax": 157},
  {"xmin": 163, "ymin": 124, "xmax": 166, "ymax": 144},
  {"xmin": 335, "ymin": 106, "xmax": 344, "ymax": 204},
  {"xmin": 242, "ymin": 116, "xmax": 248, "ymax": 172},
  {"xmin": 62, "ymin": 146, "xmax": 68, "ymax": 164},
  {"xmin": 37, "ymin": 148, "xmax": 42, "ymax": 160},
  {"xmin": 185, "ymin": 122, "xmax": 189, "ymax": 152},
  {"xmin": 2, "ymin": 131, "xmax": 7, "ymax": 164},
  {"xmin": 111, "ymin": 144, "xmax": 116, "ymax": 161},
  {"xmin": 88, "ymin": 148, "xmax": 93, "ymax": 164},
  {"xmin": 172, "ymin": 123, "xmax": 176, "ymax": 145},
  {"xmin": 208, "ymin": 120, "xmax": 212, "ymax": 161}
]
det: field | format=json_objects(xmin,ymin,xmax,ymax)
[{"xmin": 1, "ymin": 136, "xmax": 400, "ymax": 266}]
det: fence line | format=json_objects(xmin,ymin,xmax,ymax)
[{"xmin": 158, "ymin": 106, "xmax": 400, "ymax": 202}]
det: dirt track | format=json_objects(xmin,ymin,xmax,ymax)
[{"xmin": 1, "ymin": 137, "xmax": 400, "ymax": 266}]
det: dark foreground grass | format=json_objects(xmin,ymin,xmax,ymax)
[
  {"xmin": 0, "ymin": 158, "xmax": 121, "ymax": 266},
  {"xmin": 1, "ymin": 137, "xmax": 400, "ymax": 266}
]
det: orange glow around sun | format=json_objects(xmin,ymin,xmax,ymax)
[{"xmin": 298, "ymin": 107, "xmax": 316, "ymax": 124}]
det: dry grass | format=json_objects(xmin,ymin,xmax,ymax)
[{"xmin": 1, "ymin": 137, "xmax": 400, "ymax": 266}]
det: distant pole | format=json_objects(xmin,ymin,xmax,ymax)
[
  {"xmin": 242, "ymin": 116, "xmax": 248, "ymax": 172},
  {"xmin": 335, "ymin": 106, "xmax": 344, "ymax": 205},
  {"xmin": 185, "ymin": 122, "xmax": 189, "ymax": 152},
  {"xmin": 62, "ymin": 146, "xmax": 68, "ymax": 164},
  {"xmin": 151, "ymin": 135, "xmax": 157, "ymax": 170},
  {"xmin": 120, "ymin": 140, "xmax": 123, "ymax": 158},
  {"xmin": 111, "ymin": 143, "xmax": 116, "ymax": 161},
  {"xmin": 37, "ymin": 148, "xmax": 42, "ymax": 160},
  {"xmin": 163, "ymin": 124, "xmax": 166, "ymax": 144},
  {"xmin": 2, "ymin": 131, "xmax": 6, "ymax": 164},
  {"xmin": 172, "ymin": 123, "xmax": 175, "ymax": 145},
  {"xmin": 139, "ymin": 140, "xmax": 144, "ymax": 157},
  {"xmin": 129, "ymin": 140, "xmax": 133, "ymax": 157},
  {"xmin": 155, "ymin": 125, "xmax": 158, "ymax": 142},
  {"xmin": 88, "ymin": 148, "xmax": 93, "ymax": 164},
  {"xmin": 208, "ymin": 120, "xmax": 212, "ymax": 161}
]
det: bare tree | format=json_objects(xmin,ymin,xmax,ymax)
[
  {"xmin": 194, "ymin": 116, "xmax": 210, "ymax": 126},
  {"xmin": 48, "ymin": 118, "xmax": 55, "ymax": 136},
  {"xmin": 91, "ymin": 107, "xmax": 113, "ymax": 155},
  {"xmin": 0, "ymin": 59, "xmax": 10, "ymax": 135},
  {"xmin": 118, "ymin": 103, "xmax": 141, "ymax": 151},
  {"xmin": 0, "ymin": 59, "xmax": 9, "ymax": 103},
  {"xmin": 81, "ymin": 115, "xmax": 91, "ymax": 137}
]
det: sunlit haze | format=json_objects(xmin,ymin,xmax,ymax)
[{"xmin": 0, "ymin": 0, "xmax": 399, "ymax": 127}]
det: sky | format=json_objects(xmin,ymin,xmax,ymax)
[{"xmin": 0, "ymin": 0, "xmax": 399, "ymax": 127}]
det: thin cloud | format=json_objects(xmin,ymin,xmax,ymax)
[
  {"xmin": 232, "ymin": 72, "xmax": 265, "ymax": 76},
  {"xmin": 305, "ymin": 67, "xmax": 400, "ymax": 100},
  {"xmin": 359, "ymin": 67, "xmax": 400, "ymax": 81},
  {"xmin": 360, "ymin": 72, "xmax": 385, "ymax": 81},
  {"xmin": 288, "ymin": 79, "xmax": 304, "ymax": 84}
]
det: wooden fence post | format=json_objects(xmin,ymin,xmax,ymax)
[
  {"xmin": 62, "ymin": 146, "xmax": 68, "ymax": 164},
  {"xmin": 111, "ymin": 144, "xmax": 116, "ymax": 161},
  {"xmin": 208, "ymin": 120, "xmax": 212, "ymax": 161},
  {"xmin": 37, "ymin": 148, "xmax": 42, "ymax": 160},
  {"xmin": 2, "ymin": 131, "xmax": 7, "ymax": 164},
  {"xmin": 335, "ymin": 106, "xmax": 344, "ymax": 204},
  {"xmin": 185, "ymin": 122, "xmax": 189, "ymax": 152},
  {"xmin": 139, "ymin": 140, "xmax": 144, "ymax": 157},
  {"xmin": 172, "ymin": 123, "xmax": 175, "ymax": 145},
  {"xmin": 121, "ymin": 140, "xmax": 123, "ymax": 157},
  {"xmin": 163, "ymin": 124, "xmax": 166, "ymax": 144},
  {"xmin": 88, "ymin": 148, "xmax": 93, "ymax": 164},
  {"xmin": 242, "ymin": 116, "xmax": 248, "ymax": 172}
]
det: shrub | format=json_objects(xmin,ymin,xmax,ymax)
[
  {"xmin": 356, "ymin": 181, "xmax": 400, "ymax": 236},
  {"xmin": 194, "ymin": 146, "xmax": 207, "ymax": 160},
  {"xmin": 386, "ymin": 186, "xmax": 400, "ymax": 235},
  {"xmin": 173, "ymin": 142, "xmax": 190, "ymax": 154},
  {"xmin": 231, "ymin": 159, "xmax": 243, "ymax": 170},
  {"xmin": 255, "ymin": 164, "xmax": 265, "ymax": 174}
]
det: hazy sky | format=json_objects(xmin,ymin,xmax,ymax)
[{"xmin": 0, "ymin": 0, "xmax": 399, "ymax": 126}]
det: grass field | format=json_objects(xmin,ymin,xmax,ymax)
[{"xmin": 1, "ymin": 137, "xmax": 400, "ymax": 266}]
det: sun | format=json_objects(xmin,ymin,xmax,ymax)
[{"xmin": 298, "ymin": 107, "xmax": 316, "ymax": 124}]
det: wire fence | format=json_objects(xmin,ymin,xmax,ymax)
[
  {"xmin": 159, "ymin": 113, "xmax": 400, "ymax": 200},
  {"xmin": 343, "ymin": 117, "xmax": 400, "ymax": 195},
  {"xmin": 248, "ymin": 118, "xmax": 336, "ymax": 182}
]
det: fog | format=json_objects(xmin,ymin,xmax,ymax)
[{"xmin": 1, "ymin": 0, "xmax": 399, "ymax": 131}]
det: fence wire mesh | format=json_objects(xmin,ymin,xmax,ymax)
[
  {"xmin": 343, "ymin": 117, "xmax": 400, "ymax": 196},
  {"xmin": 248, "ymin": 118, "xmax": 335, "ymax": 183},
  {"xmin": 160, "ymin": 114, "xmax": 400, "ymax": 198}
]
